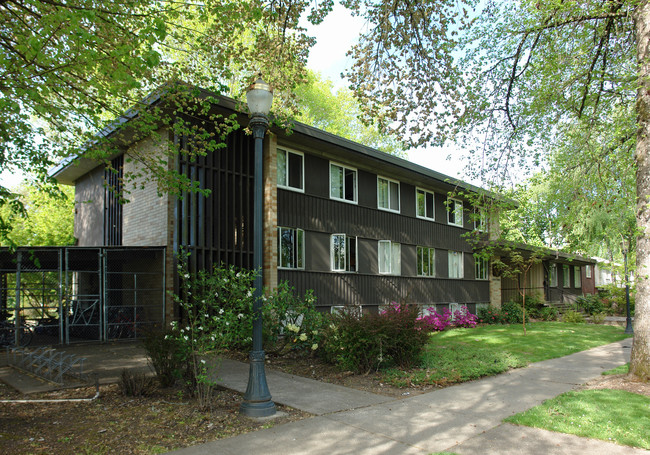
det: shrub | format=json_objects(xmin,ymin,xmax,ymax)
[
  {"xmin": 501, "ymin": 301, "xmax": 524, "ymax": 324},
  {"xmin": 562, "ymin": 309, "xmax": 585, "ymax": 323},
  {"xmin": 590, "ymin": 312, "xmax": 607, "ymax": 324},
  {"xmin": 262, "ymin": 282, "xmax": 324, "ymax": 356},
  {"xmin": 599, "ymin": 285, "xmax": 635, "ymax": 316},
  {"xmin": 142, "ymin": 326, "xmax": 186, "ymax": 387},
  {"xmin": 576, "ymin": 294, "xmax": 604, "ymax": 316},
  {"xmin": 538, "ymin": 306, "xmax": 559, "ymax": 321},
  {"xmin": 321, "ymin": 303, "xmax": 428, "ymax": 373},
  {"xmin": 119, "ymin": 369, "xmax": 157, "ymax": 397},
  {"xmin": 476, "ymin": 305, "xmax": 506, "ymax": 324},
  {"xmin": 418, "ymin": 307, "xmax": 453, "ymax": 331}
]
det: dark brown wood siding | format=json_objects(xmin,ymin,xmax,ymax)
[{"xmin": 277, "ymin": 157, "xmax": 489, "ymax": 309}]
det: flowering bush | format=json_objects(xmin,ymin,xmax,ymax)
[
  {"xmin": 417, "ymin": 305, "xmax": 477, "ymax": 331},
  {"xmin": 166, "ymin": 252, "xmax": 257, "ymax": 409},
  {"xmin": 476, "ymin": 305, "xmax": 507, "ymax": 324},
  {"xmin": 262, "ymin": 282, "xmax": 324, "ymax": 356}
]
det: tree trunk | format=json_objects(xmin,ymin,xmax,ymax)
[{"xmin": 631, "ymin": 0, "xmax": 650, "ymax": 381}]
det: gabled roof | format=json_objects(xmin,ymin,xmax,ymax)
[{"xmin": 50, "ymin": 86, "xmax": 510, "ymax": 203}]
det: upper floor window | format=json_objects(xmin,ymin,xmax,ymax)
[
  {"xmin": 417, "ymin": 246, "xmax": 435, "ymax": 277},
  {"xmin": 277, "ymin": 148, "xmax": 304, "ymax": 191},
  {"xmin": 378, "ymin": 240, "xmax": 401, "ymax": 275},
  {"xmin": 330, "ymin": 162, "xmax": 357, "ymax": 203},
  {"xmin": 447, "ymin": 198, "xmax": 463, "ymax": 227},
  {"xmin": 549, "ymin": 263, "xmax": 558, "ymax": 287},
  {"xmin": 563, "ymin": 265, "xmax": 571, "ymax": 287},
  {"xmin": 416, "ymin": 188, "xmax": 435, "ymax": 220},
  {"xmin": 474, "ymin": 208, "xmax": 487, "ymax": 232},
  {"xmin": 448, "ymin": 251, "xmax": 464, "ymax": 279},
  {"xmin": 574, "ymin": 266, "xmax": 581, "ymax": 288},
  {"xmin": 331, "ymin": 234, "xmax": 357, "ymax": 272},
  {"xmin": 378, "ymin": 176, "xmax": 400, "ymax": 212},
  {"xmin": 278, "ymin": 227, "xmax": 304, "ymax": 269},
  {"xmin": 475, "ymin": 254, "xmax": 489, "ymax": 280}
]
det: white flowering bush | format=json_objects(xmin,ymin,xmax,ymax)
[
  {"xmin": 262, "ymin": 282, "xmax": 324, "ymax": 356},
  {"xmin": 167, "ymin": 252, "xmax": 257, "ymax": 409}
]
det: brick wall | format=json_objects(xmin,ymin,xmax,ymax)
[
  {"xmin": 263, "ymin": 134, "xmax": 278, "ymax": 291},
  {"xmin": 122, "ymin": 128, "xmax": 170, "ymax": 247}
]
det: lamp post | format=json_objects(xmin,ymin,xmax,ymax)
[
  {"xmin": 621, "ymin": 239, "xmax": 634, "ymax": 335},
  {"xmin": 240, "ymin": 76, "xmax": 276, "ymax": 417}
]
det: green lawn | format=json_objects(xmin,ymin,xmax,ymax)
[
  {"xmin": 382, "ymin": 322, "xmax": 630, "ymax": 387},
  {"xmin": 505, "ymin": 389, "xmax": 650, "ymax": 449}
]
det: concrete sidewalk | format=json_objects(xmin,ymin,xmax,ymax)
[{"xmin": 171, "ymin": 339, "xmax": 648, "ymax": 455}]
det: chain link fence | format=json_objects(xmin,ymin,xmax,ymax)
[{"xmin": 0, "ymin": 247, "xmax": 165, "ymax": 345}]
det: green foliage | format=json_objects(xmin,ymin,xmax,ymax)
[
  {"xmin": 562, "ymin": 310, "xmax": 585, "ymax": 324},
  {"xmin": 262, "ymin": 282, "xmax": 324, "ymax": 355},
  {"xmin": 476, "ymin": 302, "xmax": 525, "ymax": 325},
  {"xmin": 599, "ymin": 285, "xmax": 635, "ymax": 316},
  {"xmin": 576, "ymin": 294, "xmax": 604, "ymax": 316},
  {"xmin": 538, "ymin": 306, "xmax": 559, "ymax": 322},
  {"xmin": 167, "ymin": 252, "xmax": 256, "ymax": 408},
  {"xmin": 142, "ymin": 326, "xmax": 186, "ymax": 387},
  {"xmin": 505, "ymin": 390, "xmax": 650, "ymax": 450},
  {"xmin": 118, "ymin": 369, "xmax": 157, "ymax": 397},
  {"xmin": 0, "ymin": 184, "xmax": 75, "ymax": 247},
  {"xmin": 321, "ymin": 304, "xmax": 428, "ymax": 373},
  {"xmin": 590, "ymin": 312, "xmax": 607, "ymax": 324},
  {"xmin": 294, "ymin": 71, "xmax": 406, "ymax": 156}
]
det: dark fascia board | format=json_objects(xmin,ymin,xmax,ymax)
[
  {"xmin": 50, "ymin": 86, "xmax": 514, "ymax": 204},
  {"xmin": 479, "ymin": 240, "xmax": 596, "ymax": 265}
]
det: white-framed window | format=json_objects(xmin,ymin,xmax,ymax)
[
  {"xmin": 378, "ymin": 176, "xmax": 400, "ymax": 212},
  {"xmin": 417, "ymin": 246, "xmax": 435, "ymax": 277},
  {"xmin": 563, "ymin": 265, "xmax": 570, "ymax": 287},
  {"xmin": 585, "ymin": 264, "xmax": 592, "ymax": 279},
  {"xmin": 447, "ymin": 198, "xmax": 463, "ymax": 227},
  {"xmin": 448, "ymin": 250, "xmax": 464, "ymax": 278},
  {"xmin": 278, "ymin": 227, "xmax": 304, "ymax": 269},
  {"xmin": 416, "ymin": 188, "xmax": 435, "ymax": 220},
  {"xmin": 549, "ymin": 263, "xmax": 558, "ymax": 287},
  {"xmin": 378, "ymin": 240, "xmax": 401, "ymax": 275},
  {"xmin": 277, "ymin": 147, "xmax": 304, "ymax": 191},
  {"xmin": 475, "ymin": 254, "xmax": 489, "ymax": 280},
  {"xmin": 574, "ymin": 266, "xmax": 582, "ymax": 288},
  {"xmin": 474, "ymin": 208, "xmax": 487, "ymax": 232},
  {"xmin": 331, "ymin": 305, "xmax": 362, "ymax": 317},
  {"xmin": 330, "ymin": 162, "xmax": 357, "ymax": 203},
  {"xmin": 331, "ymin": 234, "xmax": 357, "ymax": 272}
]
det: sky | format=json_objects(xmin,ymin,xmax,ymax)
[
  {"xmin": 304, "ymin": 4, "xmax": 475, "ymax": 185},
  {"xmin": 1, "ymin": 4, "xmax": 474, "ymax": 191}
]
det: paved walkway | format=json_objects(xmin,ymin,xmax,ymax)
[
  {"xmin": 172, "ymin": 339, "xmax": 648, "ymax": 455},
  {"xmin": 1, "ymin": 339, "xmax": 647, "ymax": 454}
]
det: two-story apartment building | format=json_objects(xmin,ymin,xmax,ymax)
[{"xmin": 51, "ymin": 89, "xmax": 501, "ymax": 321}]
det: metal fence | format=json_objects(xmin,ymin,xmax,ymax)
[{"xmin": 0, "ymin": 247, "xmax": 165, "ymax": 345}]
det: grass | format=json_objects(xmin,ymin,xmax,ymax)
[
  {"xmin": 603, "ymin": 363, "xmax": 629, "ymax": 375},
  {"xmin": 382, "ymin": 322, "xmax": 629, "ymax": 387},
  {"xmin": 505, "ymin": 389, "xmax": 650, "ymax": 449}
]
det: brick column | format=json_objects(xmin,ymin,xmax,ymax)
[{"xmin": 263, "ymin": 133, "xmax": 278, "ymax": 292}]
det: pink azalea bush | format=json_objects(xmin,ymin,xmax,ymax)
[
  {"xmin": 418, "ymin": 305, "xmax": 478, "ymax": 331},
  {"xmin": 380, "ymin": 302, "xmax": 478, "ymax": 332}
]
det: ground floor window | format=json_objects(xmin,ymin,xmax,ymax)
[
  {"xmin": 378, "ymin": 240, "xmax": 401, "ymax": 275},
  {"xmin": 448, "ymin": 251, "xmax": 464, "ymax": 279},
  {"xmin": 417, "ymin": 246, "xmax": 435, "ymax": 277},
  {"xmin": 475, "ymin": 254, "xmax": 489, "ymax": 280},
  {"xmin": 278, "ymin": 227, "xmax": 304, "ymax": 269},
  {"xmin": 331, "ymin": 234, "xmax": 357, "ymax": 272}
]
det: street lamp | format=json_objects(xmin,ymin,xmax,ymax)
[
  {"xmin": 240, "ymin": 76, "xmax": 276, "ymax": 417},
  {"xmin": 621, "ymin": 239, "xmax": 634, "ymax": 335}
]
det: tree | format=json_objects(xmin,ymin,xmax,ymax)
[
  {"xmin": 343, "ymin": 0, "xmax": 649, "ymax": 379},
  {"xmin": 0, "ymin": 184, "xmax": 74, "ymax": 246},
  {"xmin": 294, "ymin": 71, "xmax": 406, "ymax": 156},
  {"xmin": 0, "ymin": 0, "xmax": 323, "ymax": 243}
]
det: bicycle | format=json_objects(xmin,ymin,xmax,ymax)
[{"xmin": 0, "ymin": 320, "xmax": 34, "ymax": 347}]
